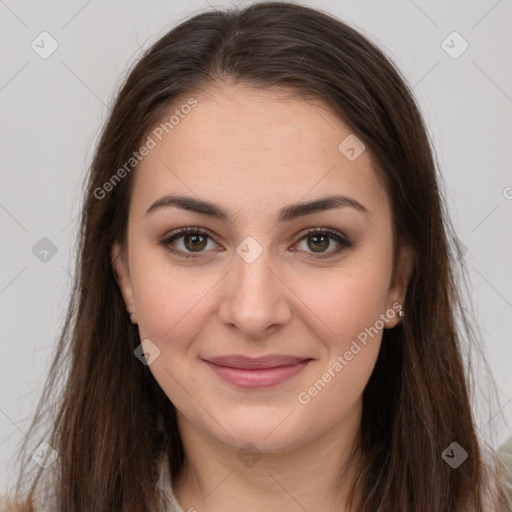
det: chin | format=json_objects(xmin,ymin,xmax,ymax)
[{"xmin": 212, "ymin": 415, "xmax": 307, "ymax": 454}]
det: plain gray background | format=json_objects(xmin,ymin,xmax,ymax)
[{"xmin": 1, "ymin": 0, "xmax": 511, "ymax": 492}]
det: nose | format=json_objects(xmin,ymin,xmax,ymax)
[{"xmin": 218, "ymin": 248, "xmax": 292, "ymax": 339}]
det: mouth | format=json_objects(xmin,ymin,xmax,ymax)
[{"xmin": 201, "ymin": 355, "xmax": 313, "ymax": 389}]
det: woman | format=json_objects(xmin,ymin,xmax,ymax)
[{"xmin": 4, "ymin": 2, "xmax": 510, "ymax": 510}]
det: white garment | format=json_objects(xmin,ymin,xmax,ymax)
[{"xmin": 156, "ymin": 451, "xmax": 185, "ymax": 512}]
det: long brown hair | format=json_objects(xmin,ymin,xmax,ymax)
[{"xmin": 8, "ymin": 2, "xmax": 504, "ymax": 510}]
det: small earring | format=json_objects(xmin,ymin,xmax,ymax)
[
  {"xmin": 397, "ymin": 309, "xmax": 405, "ymax": 320},
  {"xmin": 128, "ymin": 311, "xmax": 134, "ymax": 318}
]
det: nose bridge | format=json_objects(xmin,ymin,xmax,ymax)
[{"xmin": 218, "ymin": 242, "xmax": 292, "ymax": 336}]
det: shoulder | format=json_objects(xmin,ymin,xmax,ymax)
[
  {"xmin": 0, "ymin": 493, "xmax": 57, "ymax": 512},
  {"xmin": 0, "ymin": 494, "xmax": 23, "ymax": 512}
]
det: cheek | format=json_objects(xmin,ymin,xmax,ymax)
[
  {"xmin": 129, "ymin": 247, "xmax": 221, "ymax": 349},
  {"xmin": 130, "ymin": 237, "xmax": 392, "ymax": 348},
  {"xmin": 293, "ymin": 272, "xmax": 387, "ymax": 423},
  {"xmin": 294, "ymin": 256, "xmax": 391, "ymax": 402},
  {"xmin": 303, "ymin": 262, "xmax": 391, "ymax": 348},
  {"xmin": 128, "ymin": 254, "xmax": 214, "ymax": 411}
]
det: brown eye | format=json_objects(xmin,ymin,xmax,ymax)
[
  {"xmin": 159, "ymin": 227, "xmax": 352, "ymax": 261},
  {"xmin": 159, "ymin": 228, "xmax": 218, "ymax": 259},
  {"xmin": 183, "ymin": 233, "xmax": 208, "ymax": 252},
  {"xmin": 307, "ymin": 234, "xmax": 330, "ymax": 253},
  {"xmin": 294, "ymin": 228, "xmax": 352, "ymax": 260}
]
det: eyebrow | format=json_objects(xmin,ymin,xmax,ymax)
[{"xmin": 145, "ymin": 193, "xmax": 369, "ymax": 223}]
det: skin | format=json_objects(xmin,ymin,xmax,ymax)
[{"xmin": 112, "ymin": 84, "xmax": 413, "ymax": 512}]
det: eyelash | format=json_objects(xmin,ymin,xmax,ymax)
[{"xmin": 158, "ymin": 227, "xmax": 352, "ymax": 261}]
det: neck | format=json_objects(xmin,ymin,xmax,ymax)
[{"xmin": 172, "ymin": 401, "xmax": 363, "ymax": 512}]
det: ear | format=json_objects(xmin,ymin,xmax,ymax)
[
  {"xmin": 385, "ymin": 243, "xmax": 414, "ymax": 329},
  {"xmin": 112, "ymin": 242, "xmax": 138, "ymax": 324}
]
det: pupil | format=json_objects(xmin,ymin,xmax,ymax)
[
  {"xmin": 185, "ymin": 234, "xmax": 206, "ymax": 251},
  {"xmin": 309, "ymin": 235, "xmax": 328, "ymax": 252}
]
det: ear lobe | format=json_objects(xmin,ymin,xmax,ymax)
[
  {"xmin": 385, "ymin": 243, "xmax": 414, "ymax": 328},
  {"xmin": 111, "ymin": 242, "xmax": 136, "ymax": 315}
]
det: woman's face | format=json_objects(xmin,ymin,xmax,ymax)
[{"xmin": 113, "ymin": 85, "xmax": 412, "ymax": 453}]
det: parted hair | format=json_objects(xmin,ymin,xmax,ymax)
[{"xmin": 7, "ymin": 2, "xmax": 505, "ymax": 511}]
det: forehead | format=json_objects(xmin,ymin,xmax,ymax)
[{"xmin": 130, "ymin": 84, "xmax": 390, "ymax": 221}]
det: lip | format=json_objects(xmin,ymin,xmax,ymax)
[{"xmin": 202, "ymin": 355, "xmax": 313, "ymax": 389}]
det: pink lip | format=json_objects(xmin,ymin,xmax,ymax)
[{"xmin": 202, "ymin": 355, "xmax": 312, "ymax": 389}]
